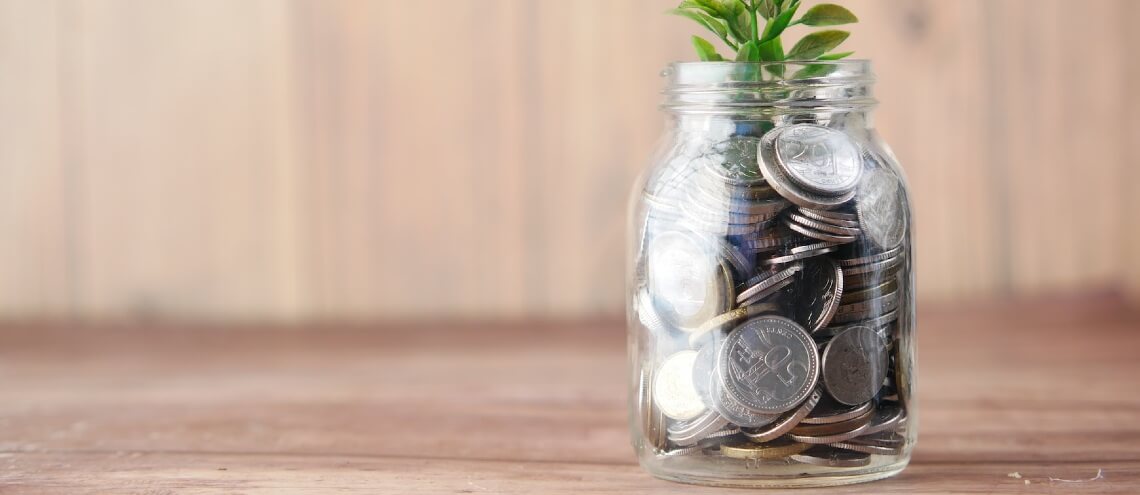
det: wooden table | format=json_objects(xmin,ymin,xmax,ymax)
[{"xmin": 2, "ymin": 296, "xmax": 1138, "ymax": 494}]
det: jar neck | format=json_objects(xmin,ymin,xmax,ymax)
[{"xmin": 661, "ymin": 61, "xmax": 877, "ymax": 122}]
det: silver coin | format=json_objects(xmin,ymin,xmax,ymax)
[
  {"xmin": 848, "ymin": 431, "xmax": 906, "ymax": 448},
  {"xmin": 861, "ymin": 404, "xmax": 906, "ymax": 436},
  {"xmin": 832, "ymin": 291, "xmax": 900, "ymax": 324},
  {"xmin": 701, "ymin": 135, "xmax": 768, "ymax": 186},
  {"xmin": 739, "ymin": 277, "xmax": 797, "ymax": 307},
  {"xmin": 758, "ymin": 131, "xmax": 857, "ymax": 209},
  {"xmin": 839, "ymin": 279, "xmax": 899, "ymax": 305},
  {"xmin": 737, "ymin": 263, "xmax": 803, "ymax": 305},
  {"xmin": 762, "ymin": 242, "xmax": 839, "ymax": 266},
  {"xmin": 741, "ymin": 388, "xmax": 822, "ymax": 443},
  {"xmin": 639, "ymin": 367, "xmax": 668, "ymax": 450},
  {"xmin": 838, "ymin": 245, "xmax": 903, "ymax": 266},
  {"xmin": 703, "ymin": 340, "xmax": 783, "ymax": 428},
  {"xmin": 654, "ymin": 350, "xmax": 707, "ymax": 421},
  {"xmin": 828, "ymin": 440, "xmax": 902, "ymax": 456},
  {"xmin": 841, "ymin": 255, "xmax": 902, "ymax": 277},
  {"xmin": 719, "ymin": 317, "xmax": 819, "ymax": 414},
  {"xmin": 791, "ymin": 446, "xmax": 872, "ymax": 467},
  {"xmin": 786, "ymin": 221, "xmax": 859, "ymax": 244},
  {"xmin": 843, "ymin": 265, "xmax": 904, "ymax": 291},
  {"xmin": 798, "ymin": 208, "xmax": 860, "ymax": 228},
  {"xmin": 636, "ymin": 288, "xmax": 670, "ymax": 336},
  {"xmin": 787, "ymin": 213, "xmax": 862, "ymax": 236},
  {"xmin": 717, "ymin": 239, "xmax": 754, "ymax": 282},
  {"xmin": 781, "ymin": 258, "xmax": 844, "ymax": 333},
  {"xmin": 801, "ymin": 208, "xmax": 858, "ymax": 222},
  {"xmin": 802, "ymin": 400, "xmax": 873, "ymax": 425},
  {"xmin": 734, "ymin": 232, "xmax": 790, "ymax": 253},
  {"xmin": 771, "ymin": 125, "xmax": 863, "ymax": 195},
  {"xmin": 647, "ymin": 231, "xmax": 731, "ymax": 331},
  {"xmin": 855, "ymin": 165, "xmax": 906, "ymax": 251},
  {"xmin": 668, "ymin": 409, "xmax": 731, "ymax": 447},
  {"xmin": 787, "ymin": 420, "xmax": 871, "ymax": 445},
  {"xmin": 821, "ymin": 326, "xmax": 888, "ymax": 406}
]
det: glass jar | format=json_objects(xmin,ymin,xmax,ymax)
[{"xmin": 627, "ymin": 61, "xmax": 915, "ymax": 488}]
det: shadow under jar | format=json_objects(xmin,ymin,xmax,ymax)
[{"xmin": 627, "ymin": 61, "xmax": 916, "ymax": 488}]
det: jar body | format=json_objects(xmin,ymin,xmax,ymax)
[{"xmin": 627, "ymin": 62, "xmax": 915, "ymax": 488}]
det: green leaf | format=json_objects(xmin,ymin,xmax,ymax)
[
  {"xmin": 798, "ymin": 4, "xmax": 858, "ymax": 26},
  {"xmin": 669, "ymin": 8, "xmax": 734, "ymax": 48},
  {"xmin": 818, "ymin": 50, "xmax": 854, "ymax": 60},
  {"xmin": 760, "ymin": 3, "xmax": 799, "ymax": 43},
  {"xmin": 787, "ymin": 29, "xmax": 850, "ymax": 60},
  {"xmin": 736, "ymin": 40, "xmax": 761, "ymax": 62},
  {"xmin": 758, "ymin": 38, "xmax": 785, "ymax": 77},
  {"xmin": 720, "ymin": 0, "xmax": 753, "ymax": 44},
  {"xmin": 691, "ymin": 35, "xmax": 725, "ymax": 61},
  {"xmin": 758, "ymin": 0, "xmax": 778, "ymax": 19},
  {"xmin": 793, "ymin": 63, "xmax": 839, "ymax": 79}
]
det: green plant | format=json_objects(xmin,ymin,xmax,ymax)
[{"xmin": 670, "ymin": 0, "xmax": 857, "ymax": 68}]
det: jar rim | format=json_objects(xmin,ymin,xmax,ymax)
[{"xmin": 662, "ymin": 60, "xmax": 876, "ymax": 113}]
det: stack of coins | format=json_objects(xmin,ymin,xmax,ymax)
[{"xmin": 637, "ymin": 123, "xmax": 910, "ymax": 466}]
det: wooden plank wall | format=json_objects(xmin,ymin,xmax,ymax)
[{"xmin": 0, "ymin": 0, "xmax": 1135, "ymax": 320}]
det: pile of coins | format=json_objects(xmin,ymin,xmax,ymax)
[{"xmin": 636, "ymin": 124, "xmax": 910, "ymax": 468}]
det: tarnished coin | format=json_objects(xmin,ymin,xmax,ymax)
[
  {"xmin": 720, "ymin": 437, "xmax": 811, "ymax": 460},
  {"xmin": 742, "ymin": 388, "xmax": 823, "ymax": 443},
  {"xmin": 719, "ymin": 317, "xmax": 820, "ymax": 414},
  {"xmin": 781, "ymin": 258, "xmax": 844, "ymax": 333},
  {"xmin": 654, "ymin": 351, "xmax": 707, "ymax": 421},
  {"xmin": 822, "ymin": 326, "xmax": 888, "ymax": 406},
  {"xmin": 791, "ymin": 446, "xmax": 872, "ymax": 467},
  {"xmin": 737, "ymin": 263, "xmax": 803, "ymax": 305},
  {"xmin": 855, "ymin": 165, "xmax": 907, "ymax": 251},
  {"xmin": 647, "ymin": 230, "xmax": 732, "ymax": 331},
  {"xmin": 771, "ymin": 125, "xmax": 863, "ymax": 195}
]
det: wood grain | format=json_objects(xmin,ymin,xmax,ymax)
[
  {"xmin": 0, "ymin": 0, "xmax": 1136, "ymax": 319},
  {"xmin": 1, "ymin": 297, "xmax": 1138, "ymax": 493}
]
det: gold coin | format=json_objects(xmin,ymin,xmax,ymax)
[{"xmin": 720, "ymin": 437, "xmax": 811, "ymax": 460}]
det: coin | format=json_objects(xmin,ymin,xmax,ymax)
[
  {"xmin": 841, "ymin": 255, "xmax": 902, "ymax": 277},
  {"xmin": 639, "ymin": 367, "xmax": 668, "ymax": 450},
  {"xmin": 821, "ymin": 326, "xmax": 888, "ymax": 406},
  {"xmin": 837, "ymin": 245, "xmax": 903, "ymax": 266},
  {"xmin": 654, "ymin": 351, "xmax": 707, "ymax": 421},
  {"xmin": 771, "ymin": 125, "xmax": 863, "ymax": 195},
  {"xmin": 720, "ymin": 437, "xmax": 811, "ymax": 460},
  {"xmin": 758, "ymin": 129, "xmax": 857, "ymax": 209},
  {"xmin": 781, "ymin": 258, "xmax": 844, "ymax": 333},
  {"xmin": 647, "ymin": 231, "xmax": 732, "ymax": 331},
  {"xmin": 786, "ymin": 221, "xmax": 859, "ymax": 244},
  {"xmin": 703, "ymin": 135, "xmax": 767, "ymax": 186},
  {"xmin": 636, "ymin": 288, "xmax": 670, "ymax": 336},
  {"xmin": 788, "ymin": 213, "xmax": 862, "ymax": 236},
  {"xmin": 801, "ymin": 400, "xmax": 873, "ymax": 425},
  {"xmin": 791, "ymin": 446, "xmax": 872, "ymax": 467},
  {"xmin": 828, "ymin": 441, "xmax": 902, "ymax": 456},
  {"xmin": 839, "ymin": 279, "xmax": 899, "ymax": 305},
  {"xmin": 741, "ymin": 388, "xmax": 822, "ymax": 443},
  {"xmin": 832, "ymin": 291, "xmax": 900, "ymax": 324},
  {"xmin": 732, "ymin": 231, "xmax": 790, "ymax": 254},
  {"xmin": 688, "ymin": 303, "xmax": 780, "ymax": 347},
  {"xmin": 668, "ymin": 409, "xmax": 731, "ymax": 447},
  {"xmin": 848, "ymin": 431, "xmax": 906, "ymax": 448},
  {"xmin": 762, "ymin": 242, "xmax": 839, "ymax": 266},
  {"xmin": 789, "ymin": 407, "xmax": 873, "ymax": 437},
  {"xmin": 798, "ymin": 208, "xmax": 860, "ymax": 228},
  {"xmin": 855, "ymin": 165, "xmax": 906, "ymax": 251},
  {"xmin": 719, "ymin": 317, "xmax": 820, "ymax": 414},
  {"xmin": 860, "ymin": 403, "xmax": 906, "ymax": 436},
  {"xmin": 709, "ymin": 359, "xmax": 783, "ymax": 428},
  {"xmin": 737, "ymin": 264, "xmax": 803, "ymax": 305},
  {"xmin": 738, "ymin": 277, "xmax": 796, "ymax": 308}
]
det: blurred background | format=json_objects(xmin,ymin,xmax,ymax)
[{"xmin": 1, "ymin": 0, "xmax": 1137, "ymax": 322}]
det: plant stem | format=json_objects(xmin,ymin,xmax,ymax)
[{"xmin": 750, "ymin": 7, "xmax": 760, "ymax": 45}]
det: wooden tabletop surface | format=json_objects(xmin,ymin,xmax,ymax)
[{"xmin": 2, "ymin": 296, "xmax": 1138, "ymax": 494}]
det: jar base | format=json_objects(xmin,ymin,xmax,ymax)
[{"xmin": 641, "ymin": 455, "xmax": 911, "ymax": 489}]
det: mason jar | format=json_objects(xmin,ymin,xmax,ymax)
[{"xmin": 627, "ymin": 61, "xmax": 916, "ymax": 488}]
